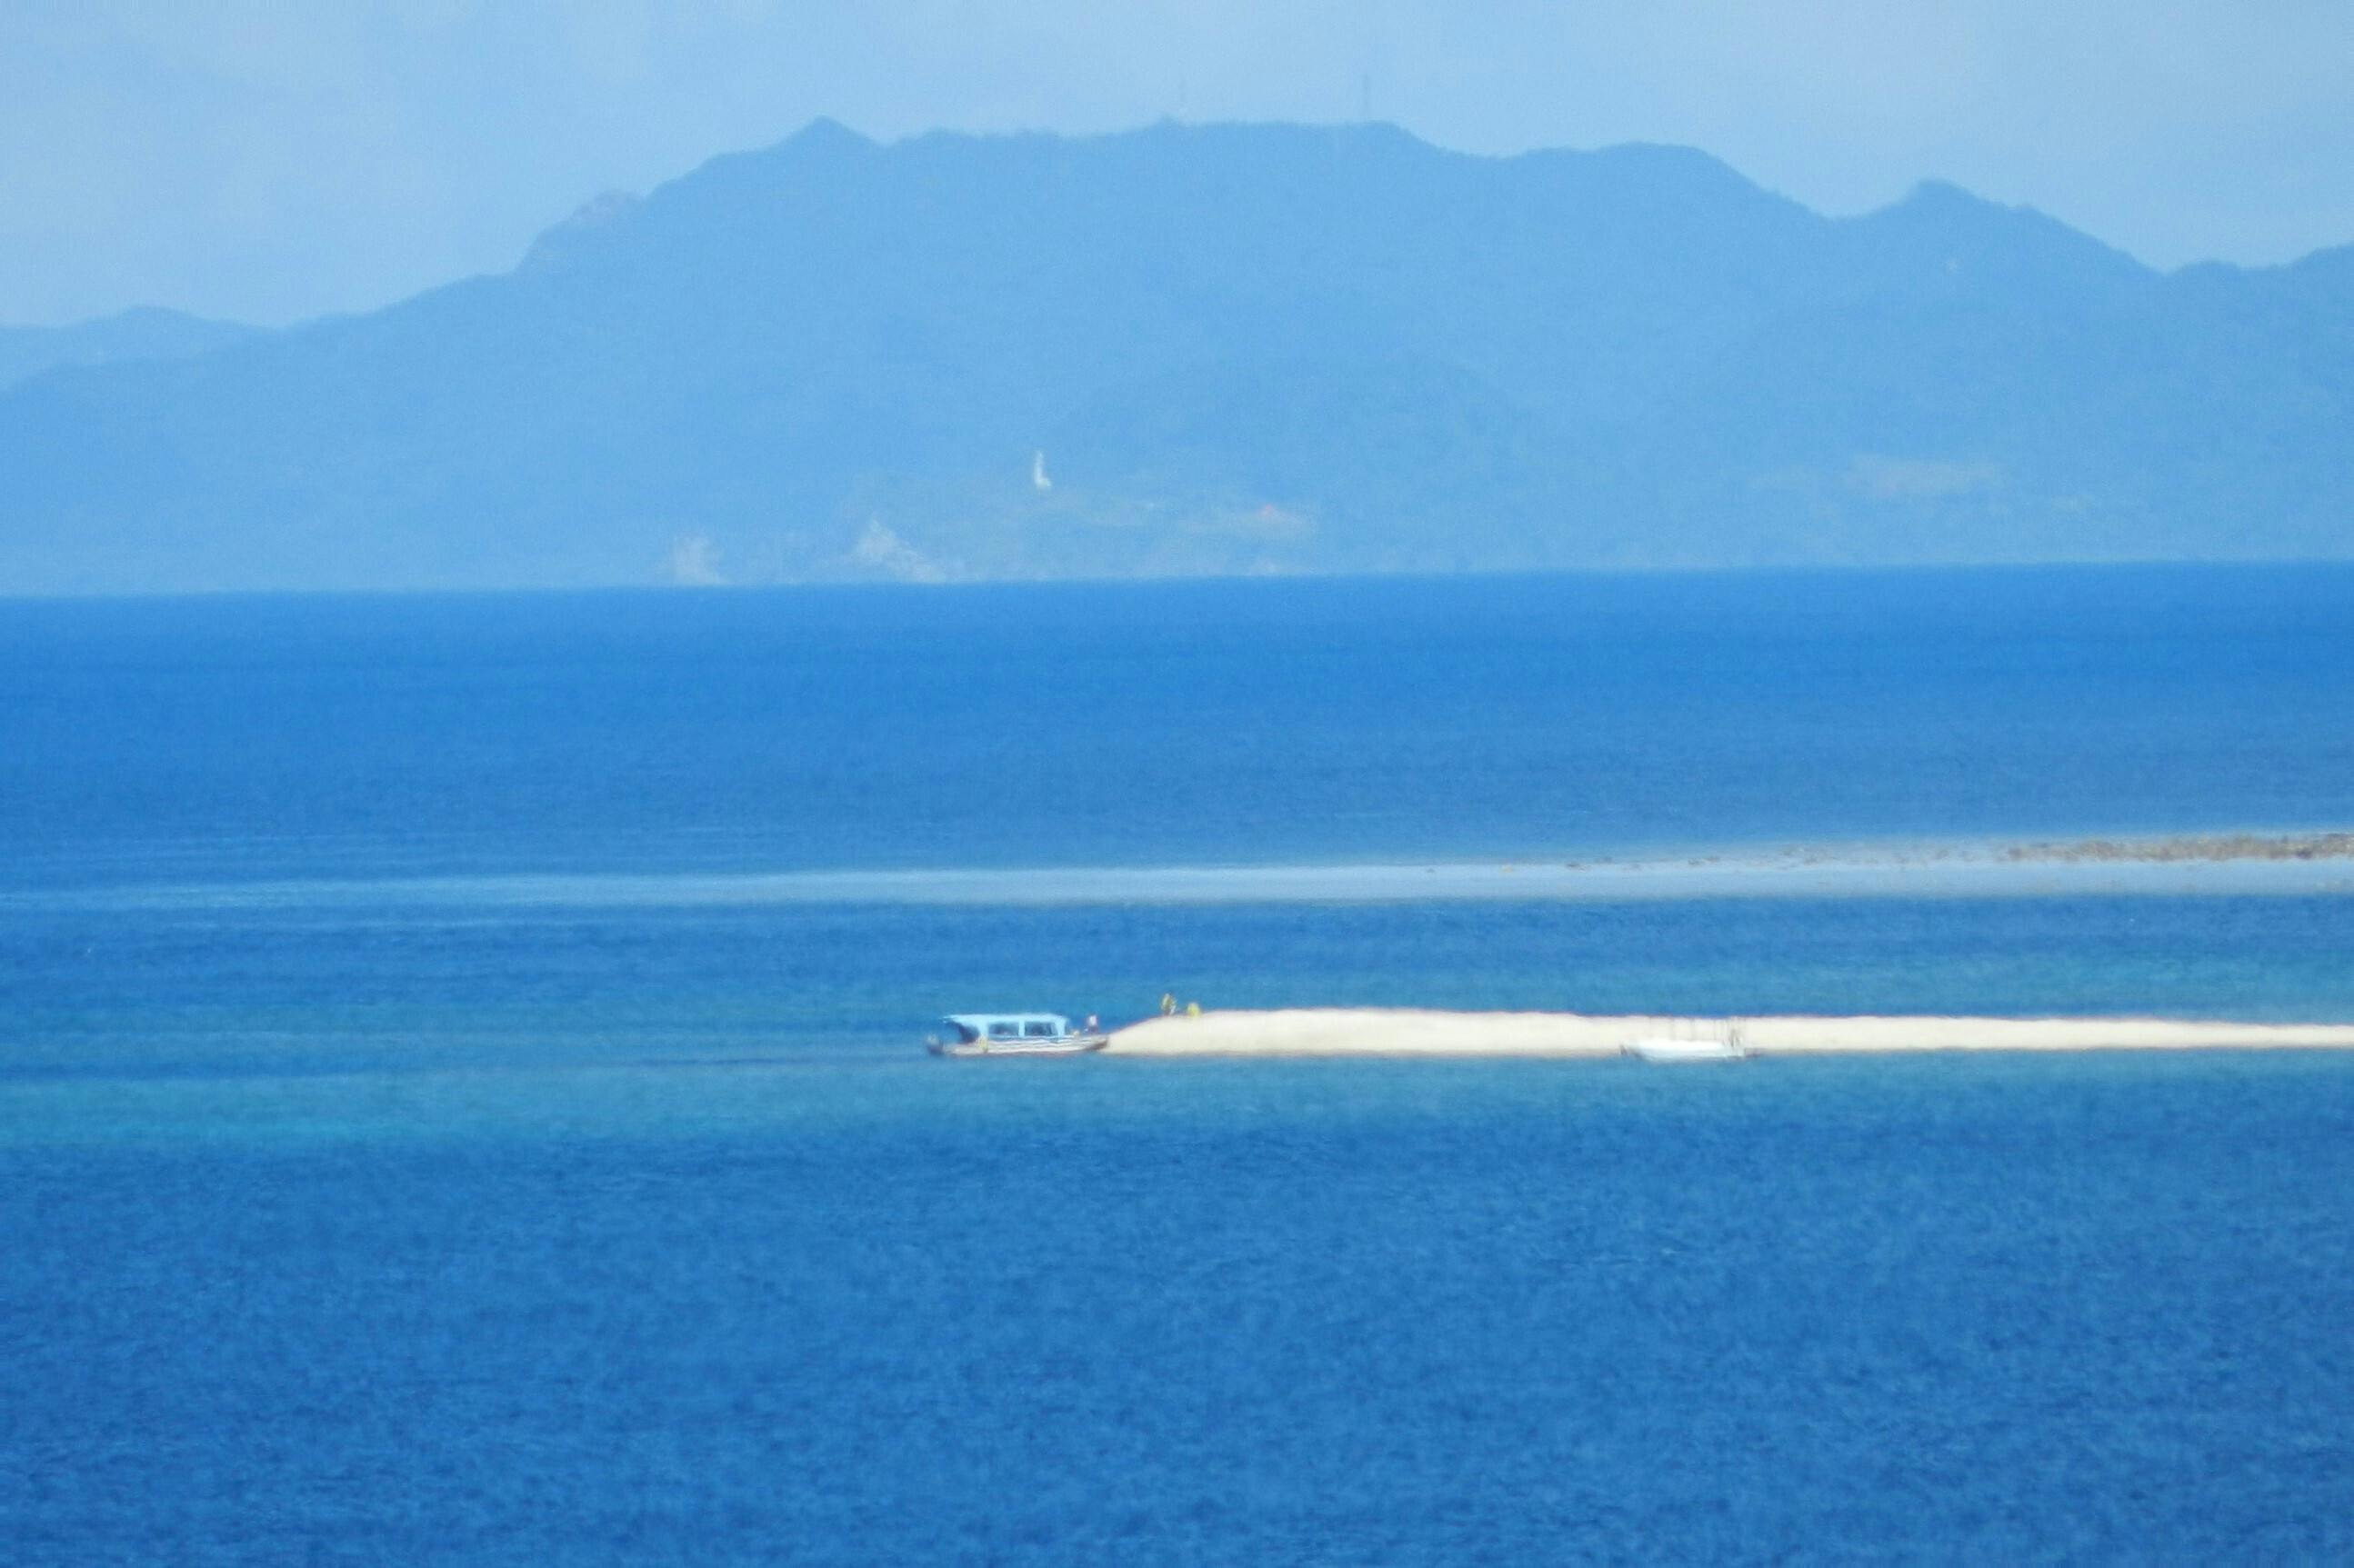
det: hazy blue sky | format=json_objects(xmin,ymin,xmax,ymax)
[{"xmin": 5, "ymin": 1, "xmax": 2352, "ymax": 326}]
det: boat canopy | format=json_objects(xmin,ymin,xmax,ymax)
[{"xmin": 939, "ymin": 1013, "xmax": 1073, "ymax": 1044}]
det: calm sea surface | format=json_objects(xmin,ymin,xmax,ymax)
[{"xmin": 4, "ymin": 565, "xmax": 2352, "ymax": 1562}]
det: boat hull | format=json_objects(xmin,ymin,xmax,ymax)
[{"xmin": 929, "ymin": 1034, "xmax": 1110, "ymax": 1058}]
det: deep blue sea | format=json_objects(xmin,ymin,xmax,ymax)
[{"xmin": 5, "ymin": 565, "xmax": 2353, "ymax": 1563}]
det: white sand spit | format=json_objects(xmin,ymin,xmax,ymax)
[{"xmin": 1105, "ymin": 1008, "xmax": 2354, "ymax": 1057}]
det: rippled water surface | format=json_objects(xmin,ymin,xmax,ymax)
[{"xmin": 8, "ymin": 1054, "xmax": 2353, "ymax": 1563}]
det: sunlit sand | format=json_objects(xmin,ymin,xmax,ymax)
[{"xmin": 1107, "ymin": 1008, "xmax": 2354, "ymax": 1057}]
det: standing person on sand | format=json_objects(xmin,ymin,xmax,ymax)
[{"xmin": 1160, "ymin": 993, "xmax": 1176, "ymax": 1016}]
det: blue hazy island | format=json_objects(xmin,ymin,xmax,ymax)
[{"xmin": 3, "ymin": 119, "xmax": 2352, "ymax": 594}]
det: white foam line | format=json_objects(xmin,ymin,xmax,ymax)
[{"xmin": 15, "ymin": 845, "xmax": 2354, "ymax": 912}]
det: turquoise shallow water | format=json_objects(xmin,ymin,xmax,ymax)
[
  {"xmin": 5, "ymin": 566, "xmax": 2353, "ymax": 1561},
  {"xmin": 8, "ymin": 895, "xmax": 2354, "ymax": 1086}
]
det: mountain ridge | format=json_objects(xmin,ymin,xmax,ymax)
[
  {"xmin": 2, "ymin": 120, "xmax": 2347, "ymax": 594},
  {"xmin": 0, "ymin": 306, "xmax": 256, "ymax": 394}
]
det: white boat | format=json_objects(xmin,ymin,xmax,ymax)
[
  {"xmin": 1622, "ymin": 1024, "xmax": 1750, "ymax": 1063},
  {"xmin": 927, "ymin": 1013, "xmax": 1109, "ymax": 1057}
]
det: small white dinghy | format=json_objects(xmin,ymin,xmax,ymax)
[
  {"xmin": 1622, "ymin": 1023, "xmax": 1751, "ymax": 1064},
  {"xmin": 928, "ymin": 1013, "xmax": 1109, "ymax": 1057}
]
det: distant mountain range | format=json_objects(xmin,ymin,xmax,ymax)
[
  {"xmin": 4, "ymin": 120, "xmax": 2349, "ymax": 594},
  {"xmin": 0, "ymin": 307, "xmax": 254, "ymax": 394}
]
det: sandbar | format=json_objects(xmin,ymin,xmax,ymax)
[
  {"xmin": 34, "ymin": 827, "xmax": 2354, "ymax": 914},
  {"xmin": 1105, "ymin": 1008, "xmax": 2354, "ymax": 1057}
]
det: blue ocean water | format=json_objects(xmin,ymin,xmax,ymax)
[
  {"xmin": 5, "ymin": 565, "xmax": 2353, "ymax": 1562},
  {"xmin": 5, "ymin": 564, "xmax": 2354, "ymax": 890},
  {"xmin": 7, "ymin": 1054, "xmax": 2353, "ymax": 1563}
]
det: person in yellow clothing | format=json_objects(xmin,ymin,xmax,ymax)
[{"xmin": 1185, "ymin": 1001, "xmax": 1201, "ymax": 1018}]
